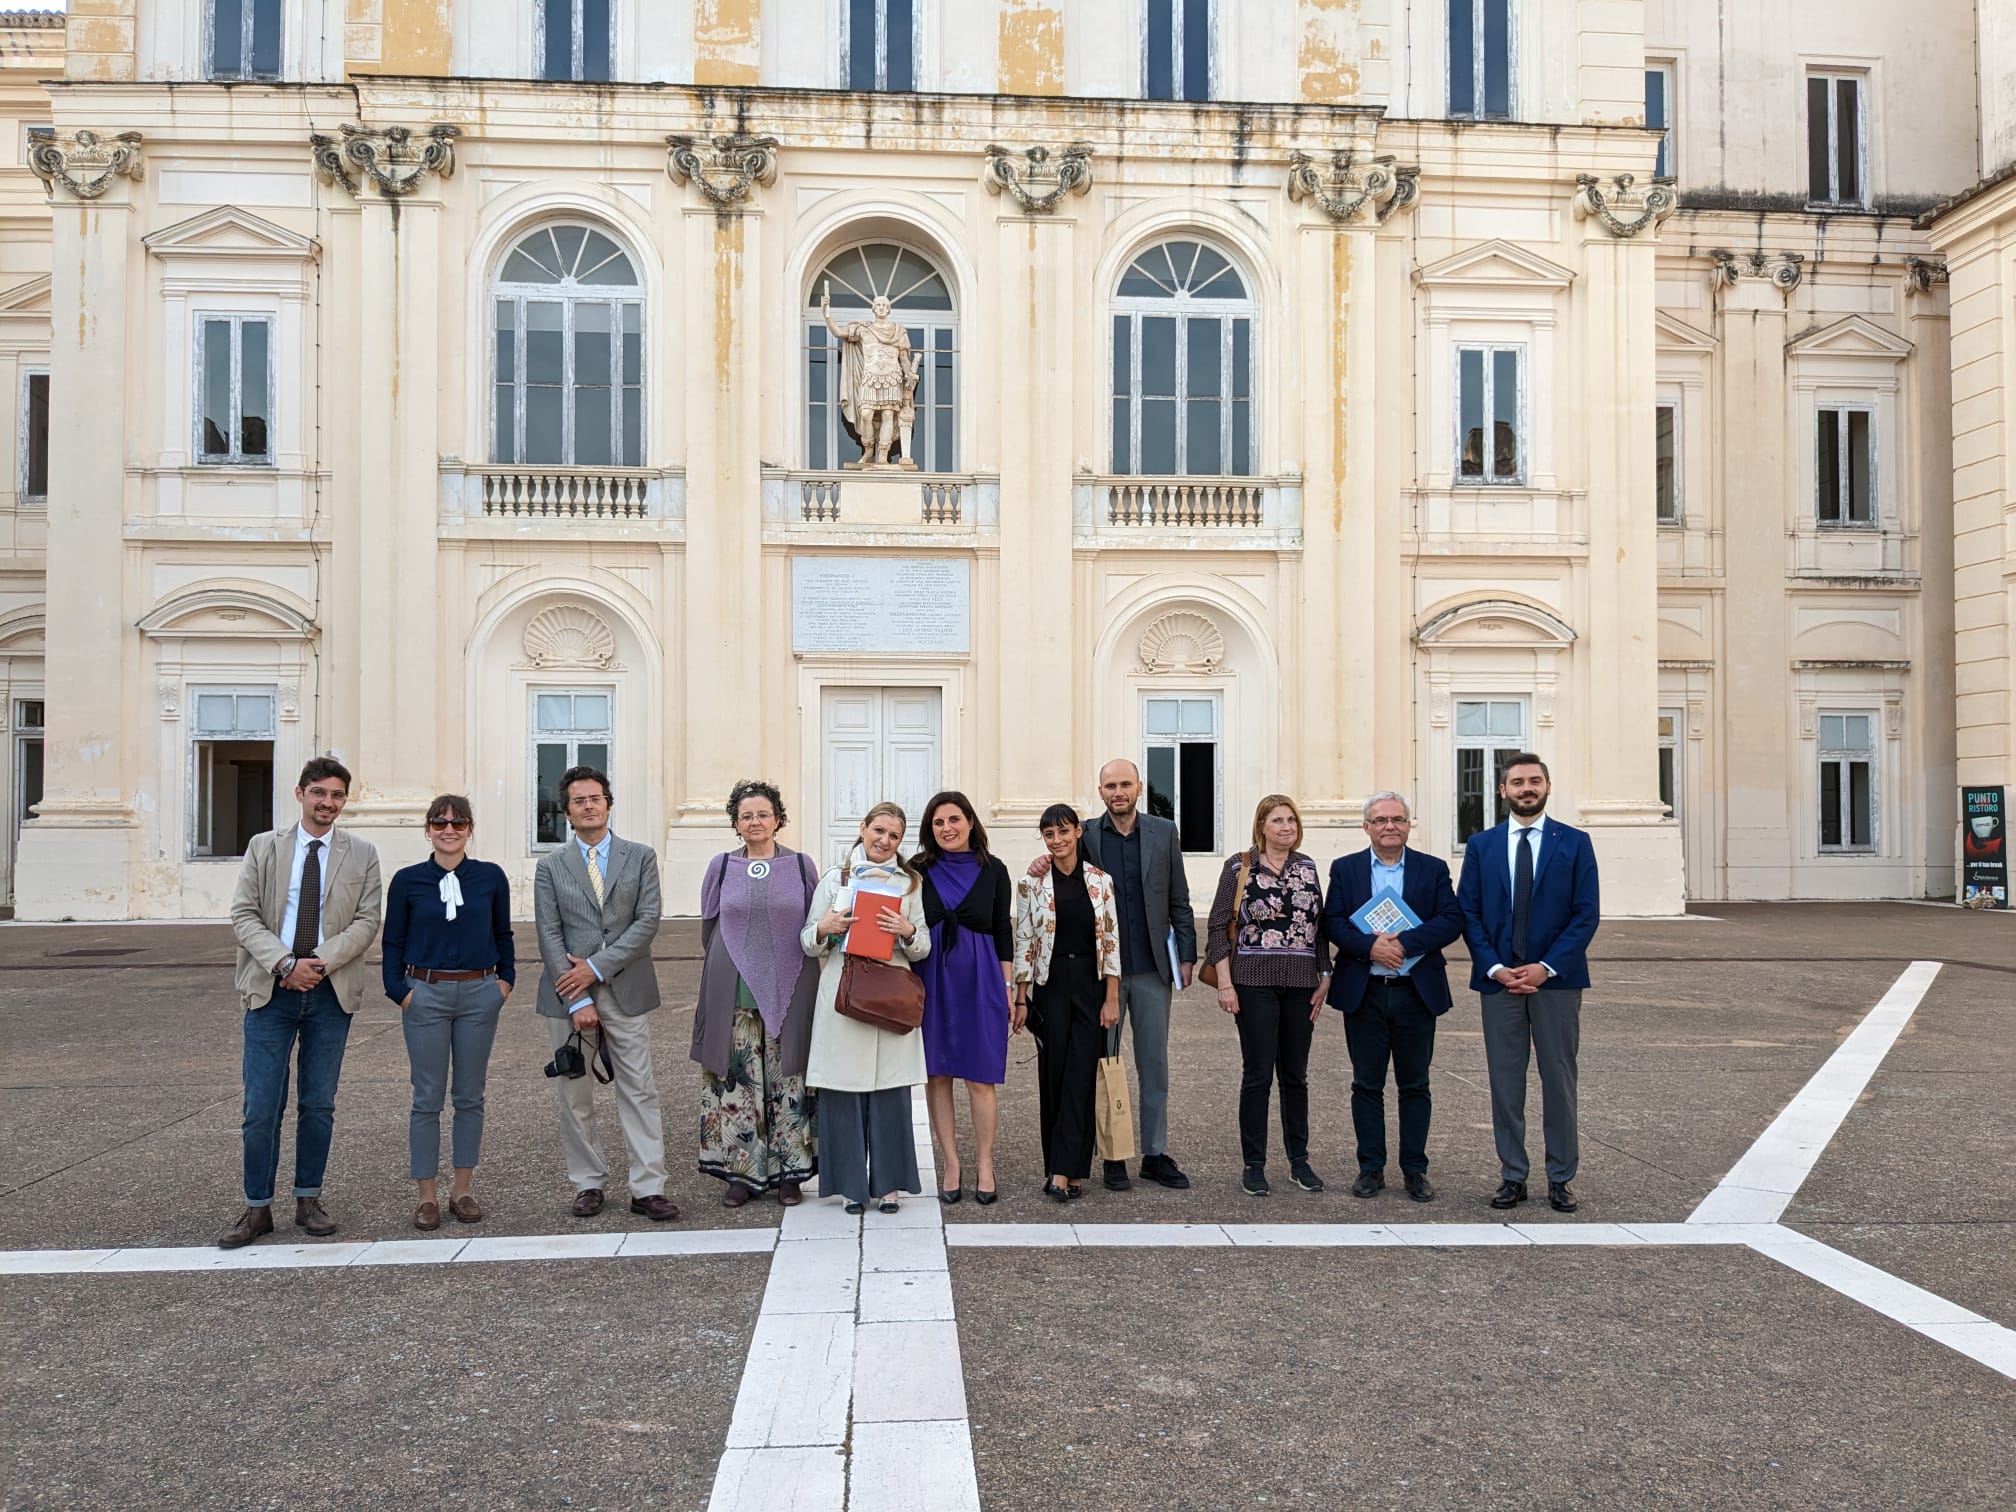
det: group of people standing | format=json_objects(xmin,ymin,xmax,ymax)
[{"xmin": 217, "ymin": 748, "xmax": 1600, "ymax": 1248}]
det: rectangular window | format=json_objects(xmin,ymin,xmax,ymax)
[
  {"xmin": 14, "ymin": 698, "xmax": 43, "ymax": 829},
  {"xmin": 532, "ymin": 689, "xmax": 613, "ymax": 847},
  {"xmin": 189, "ymin": 688, "xmax": 275, "ymax": 860},
  {"xmin": 1645, "ymin": 63, "xmax": 1674, "ymax": 178},
  {"xmin": 1145, "ymin": 0, "xmax": 1211, "ymax": 102},
  {"xmin": 1657, "ymin": 709, "xmax": 1682, "ymax": 820},
  {"xmin": 1449, "ymin": 0, "xmax": 1513, "ymax": 119},
  {"xmin": 1815, "ymin": 405, "xmax": 1874, "ymax": 526},
  {"xmin": 541, "ymin": 0, "xmax": 613, "ymax": 83},
  {"xmin": 196, "ymin": 316, "xmax": 273, "ymax": 466},
  {"xmin": 847, "ymin": 0, "xmax": 915, "ymax": 91},
  {"xmin": 209, "ymin": 0, "xmax": 282, "ymax": 80},
  {"xmin": 494, "ymin": 298, "xmax": 642, "ymax": 468},
  {"xmin": 19, "ymin": 368, "xmax": 49, "ymax": 504},
  {"xmin": 1807, "ymin": 73, "xmax": 1865, "ymax": 206},
  {"xmin": 1655, "ymin": 402, "xmax": 1679, "ymax": 524},
  {"xmin": 1142, "ymin": 694, "xmax": 1219, "ymax": 853},
  {"xmin": 1817, "ymin": 711, "xmax": 1877, "ymax": 851},
  {"xmin": 1456, "ymin": 345, "xmax": 1523, "ymax": 484},
  {"xmin": 1454, "ymin": 698, "xmax": 1528, "ymax": 845}
]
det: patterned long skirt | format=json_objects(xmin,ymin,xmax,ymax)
[{"xmin": 698, "ymin": 1004, "xmax": 816, "ymax": 1192}]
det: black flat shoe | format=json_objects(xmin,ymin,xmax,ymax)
[
  {"xmin": 879, "ymin": 1198, "xmax": 900, "ymax": 1214},
  {"xmin": 1405, "ymin": 1173, "xmax": 1435, "ymax": 1203},
  {"xmin": 1044, "ymin": 1182, "xmax": 1071, "ymax": 1203},
  {"xmin": 844, "ymin": 1201, "xmax": 866, "ymax": 1215},
  {"xmin": 1548, "ymin": 1181, "xmax": 1577, "ymax": 1213},
  {"xmin": 1065, "ymin": 1184, "xmax": 1084, "ymax": 1200},
  {"xmin": 1490, "ymin": 1180, "xmax": 1528, "ymax": 1210},
  {"xmin": 939, "ymin": 1186, "xmax": 962, "ymax": 1204},
  {"xmin": 1351, "ymin": 1171, "xmax": 1384, "ymax": 1199},
  {"xmin": 974, "ymin": 1188, "xmax": 998, "ymax": 1206}
]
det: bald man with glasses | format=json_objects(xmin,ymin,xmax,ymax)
[{"xmin": 1322, "ymin": 792, "xmax": 1465, "ymax": 1202}]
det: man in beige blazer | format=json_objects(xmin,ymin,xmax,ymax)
[{"xmin": 219, "ymin": 757, "xmax": 383, "ymax": 1249}]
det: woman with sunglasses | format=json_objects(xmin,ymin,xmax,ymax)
[{"xmin": 382, "ymin": 795, "xmax": 516, "ymax": 1231}]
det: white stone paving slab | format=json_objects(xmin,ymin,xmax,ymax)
[
  {"xmin": 0, "ymin": 1248, "xmax": 119, "ymax": 1274},
  {"xmin": 724, "ymin": 1312, "xmax": 855, "ymax": 1449},
  {"xmin": 619, "ymin": 1228, "xmax": 777, "ymax": 1257},
  {"xmin": 780, "ymin": 1200, "xmax": 862, "ymax": 1241},
  {"xmin": 849, "ymin": 1420, "xmax": 982, "ymax": 1512},
  {"xmin": 1221, "ymin": 1223, "xmax": 1408, "ymax": 1247},
  {"xmin": 941, "ymin": 1222, "xmax": 1079, "ymax": 1247},
  {"xmin": 1621, "ymin": 1223, "xmax": 1775, "ymax": 1246},
  {"xmin": 90, "ymin": 1242, "xmax": 370, "ymax": 1272},
  {"xmin": 862, "ymin": 1196, "xmax": 941, "ymax": 1229},
  {"xmin": 707, "ymin": 1446, "xmax": 847, "ymax": 1512},
  {"xmin": 453, "ymin": 1233, "xmax": 624, "ymax": 1264},
  {"xmin": 1390, "ymin": 1224, "xmax": 1534, "ymax": 1247},
  {"xmin": 1070, "ymin": 1223, "xmax": 1231, "ymax": 1246},
  {"xmin": 1509, "ymin": 1223, "xmax": 1644, "ymax": 1246},
  {"xmin": 851, "ymin": 1320, "xmax": 969, "ymax": 1424},
  {"xmin": 353, "ymin": 1238, "xmax": 470, "ymax": 1266},
  {"xmin": 861, "ymin": 1226, "xmax": 948, "ymax": 1272},
  {"xmin": 759, "ymin": 1236, "xmax": 859, "ymax": 1315},
  {"xmin": 858, "ymin": 1268, "xmax": 956, "ymax": 1323}
]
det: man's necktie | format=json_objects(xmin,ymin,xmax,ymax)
[
  {"xmin": 292, "ymin": 839, "xmax": 323, "ymax": 960},
  {"xmin": 1510, "ymin": 826, "xmax": 1533, "ymax": 966},
  {"xmin": 586, "ymin": 848, "xmax": 606, "ymax": 910}
]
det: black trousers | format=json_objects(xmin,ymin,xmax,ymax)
[
  {"xmin": 1233, "ymin": 983, "xmax": 1315, "ymax": 1169},
  {"xmin": 1029, "ymin": 952, "xmax": 1104, "ymax": 1181},
  {"xmin": 1344, "ymin": 976, "xmax": 1437, "ymax": 1177}
]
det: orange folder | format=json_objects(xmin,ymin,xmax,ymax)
[{"xmin": 843, "ymin": 886, "xmax": 902, "ymax": 960}]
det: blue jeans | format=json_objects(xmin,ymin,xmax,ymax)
[{"xmin": 241, "ymin": 979, "xmax": 353, "ymax": 1206}]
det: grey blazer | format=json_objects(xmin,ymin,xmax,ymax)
[
  {"xmin": 1079, "ymin": 811, "xmax": 1197, "ymax": 982},
  {"xmin": 229, "ymin": 826, "xmax": 383, "ymax": 1015},
  {"xmin": 531, "ymin": 834, "xmax": 664, "ymax": 1019}
]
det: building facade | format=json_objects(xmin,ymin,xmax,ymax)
[{"xmin": 0, "ymin": 1, "xmax": 1997, "ymax": 919}]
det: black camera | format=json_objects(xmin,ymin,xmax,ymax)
[{"xmin": 543, "ymin": 1039, "xmax": 588, "ymax": 1079}]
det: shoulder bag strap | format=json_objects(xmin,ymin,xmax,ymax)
[{"xmin": 1227, "ymin": 850, "xmax": 1254, "ymax": 952}]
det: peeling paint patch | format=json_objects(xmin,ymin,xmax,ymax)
[
  {"xmin": 1299, "ymin": 0, "xmax": 1362, "ymax": 104},
  {"xmin": 695, "ymin": 0, "xmax": 763, "ymax": 87},
  {"xmin": 998, "ymin": 0, "xmax": 1065, "ymax": 96}
]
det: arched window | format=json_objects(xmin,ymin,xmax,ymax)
[
  {"xmin": 492, "ymin": 224, "xmax": 642, "ymax": 468},
  {"xmin": 804, "ymin": 243, "xmax": 957, "ymax": 472},
  {"xmin": 1111, "ymin": 240, "xmax": 1253, "ymax": 477}
]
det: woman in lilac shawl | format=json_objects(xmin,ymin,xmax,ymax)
[{"xmin": 692, "ymin": 780, "xmax": 823, "ymax": 1207}]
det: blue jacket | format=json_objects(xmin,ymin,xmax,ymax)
[
  {"xmin": 1322, "ymin": 847, "xmax": 1465, "ymax": 1016},
  {"xmin": 1455, "ymin": 816, "xmax": 1600, "ymax": 994}
]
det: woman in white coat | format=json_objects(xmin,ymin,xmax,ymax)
[{"xmin": 802, "ymin": 801, "xmax": 933, "ymax": 1213}]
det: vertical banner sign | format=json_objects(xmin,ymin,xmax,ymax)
[{"xmin": 1961, "ymin": 786, "xmax": 2007, "ymax": 909}]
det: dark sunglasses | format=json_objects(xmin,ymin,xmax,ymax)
[{"xmin": 427, "ymin": 818, "xmax": 472, "ymax": 832}]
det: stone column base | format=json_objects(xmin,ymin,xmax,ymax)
[{"xmin": 13, "ymin": 806, "xmax": 140, "ymax": 920}]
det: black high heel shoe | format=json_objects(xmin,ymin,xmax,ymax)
[
  {"xmin": 939, "ymin": 1186, "xmax": 962, "ymax": 1205},
  {"xmin": 974, "ymin": 1187, "xmax": 998, "ymax": 1206}
]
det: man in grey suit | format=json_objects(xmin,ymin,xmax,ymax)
[
  {"xmin": 533, "ymin": 765, "xmax": 678, "ymax": 1221},
  {"xmin": 220, "ymin": 757, "xmax": 382, "ymax": 1249},
  {"xmin": 1035, "ymin": 758, "xmax": 1198, "ymax": 1190}
]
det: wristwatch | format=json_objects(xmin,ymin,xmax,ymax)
[{"xmin": 276, "ymin": 955, "xmax": 296, "ymax": 979}]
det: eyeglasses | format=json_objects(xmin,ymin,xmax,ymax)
[
  {"xmin": 1367, "ymin": 818, "xmax": 1411, "ymax": 828},
  {"xmin": 427, "ymin": 819, "xmax": 472, "ymax": 832}
]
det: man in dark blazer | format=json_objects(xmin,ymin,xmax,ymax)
[
  {"xmin": 1323, "ymin": 791, "xmax": 1465, "ymax": 1202},
  {"xmin": 1069, "ymin": 759, "xmax": 1198, "ymax": 1190},
  {"xmin": 1455, "ymin": 754, "xmax": 1601, "ymax": 1214}
]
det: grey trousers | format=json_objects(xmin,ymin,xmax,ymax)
[
  {"xmin": 817, "ymin": 1087, "xmax": 921, "ymax": 1206},
  {"xmin": 1480, "ymin": 986, "xmax": 1581, "ymax": 1185},
  {"xmin": 402, "ymin": 977, "xmax": 505, "ymax": 1180},
  {"xmin": 1116, "ymin": 972, "xmax": 1174, "ymax": 1158}
]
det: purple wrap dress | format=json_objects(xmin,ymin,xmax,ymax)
[{"xmin": 916, "ymin": 851, "xmax": 1015, "ymax": 1084}]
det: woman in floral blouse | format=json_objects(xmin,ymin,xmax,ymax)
[
  {"xmin": 1013, "ymin": 803, "xmax": 1123, "ymax": 1201},
  {"xmin": 1206, "ymin": 794, "xmax": 1331, "ymax": 1198}
]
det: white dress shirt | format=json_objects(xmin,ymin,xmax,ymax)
[
  {"xmin": 1490, "ymin": 816, "xmax": 1556, "ymax": 981},
  {"xmin": 277, "ymin": 823, "xmax": 331, "ymax": 956}
]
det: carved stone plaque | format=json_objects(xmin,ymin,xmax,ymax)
[{"xmin": 791, "ymin": 557, "xmax": 969, "ymax": 654}]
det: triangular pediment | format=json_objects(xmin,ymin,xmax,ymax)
[
  {"xmin": 1785, "ymin": 314, "xmax": 1912, "ymax": 361},
  {"xmin": 0, "ymin": 275, "xmax": 50, "ymax": 313},
  {"xmin": 1412, "ymin": 239, "xmax": 1576, "ymax": 289},
  {"xmin": 1655, "ymin": 310, "xmax": 1717, "ymax": 352},
  {"xmin": 144, "ymin": 205, "xmax": 318, "ymax": 261}
]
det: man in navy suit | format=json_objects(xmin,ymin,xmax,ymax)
[
  {"xmin": 1455, "ymin": 754, "xmax": 1601, "ymax": 1213},
  {"xmin": 1324, "ymin": 792, "xmax": 1466, "ymax": 1202}
]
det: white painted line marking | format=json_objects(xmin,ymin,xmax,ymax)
[
  {"xmin": 1509, "ymin": 1223, "xmax": 1644, "ymax": 1246},
  {"xmin": 1389, "ymin": 1224, "xmax": 1533, "ymax": 1247},
  {"xmin": 0, "ymin": 1228, "xmax": 759, "ymax": 1276},
  {"xmin": 353, "ymin": 1238, "xmax": 469, "ymax": 1266},
  {"xmin": 618, "ymin": 1228, "xmax": 776, "ymax": 1258},
  {"xmin": 453, "ymin": 1233, "xmax": 623, "ymax": 1264},
  {"xmin": 1071, "ymin": 1222, "xmax": 1231, "ymax": 1247},
  {"xmin": 0, "ymin": 1248, "xmax": 118, "ymax": 1274},
  {"xmin": 1689, "ymin": 960, "xmax": 1941, "ymax": 1225},
  {"xmin": 942, "ymin": 1222, "xmax": 1080, "ymax": 1248}
]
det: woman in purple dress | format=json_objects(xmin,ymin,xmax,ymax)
[{"xmin": 914, "ymin": 791, "xmax": 1016, "ymax": 1205}]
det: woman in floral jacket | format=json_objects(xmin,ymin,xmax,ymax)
[
  {"xmin": 1206, "ymin": 794, "xmax": 1332, "ymax": 1198},
  {"xmin": 1013, "ymin": 803, "xmax": 1122, "ymax": 1201}
]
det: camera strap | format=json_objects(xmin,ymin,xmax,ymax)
[{"xmin": 575, "ymin": 1027, "xmax": 615, "ymax": 1084}]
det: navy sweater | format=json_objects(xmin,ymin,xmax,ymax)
[{"xmin": 382, "ymin": 857, "xmax": 516, "ymax": 1002}]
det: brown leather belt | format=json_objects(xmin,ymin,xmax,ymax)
[{"xmin": 408, "ymin": 967, "xmax": 497, "ymax": 984}]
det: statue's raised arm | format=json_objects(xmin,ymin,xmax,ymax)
[{"xmin": 821, "ymin": 279, "xmax": 850, "ymax": 341}]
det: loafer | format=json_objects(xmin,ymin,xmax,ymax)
[
  {"xmin": 1139, "ymin": 1154, "xmax": 1192, "ymax": 1190},
  {"xmin": 1548, "ymin": 1181, "xmax": 1577, "ymax": 1213},
  {"xmin": 1351, "ymin": 1171, "xmax": 1385, "ymax": 1199},
  {"xmin": 630, "ymin": 1194, "xmax": 680, "ymax": 1222},
  {"xmin": 1289, "ymin": 1161, "xmax": 1326, "ymax": 1193},
  {"xmin": 448, "ymin": 1194, "xmax": 482, "ymax": 1224},
  {"xmin": 1102, "ymin": 1161, "xmax": 1132, "ymax": 1192},
  {"xmin": 844, "ymin": 1201, "xmax": 867, "ymax": 1215},
  {"xmin": 1404, "ymin": 1173, "xmax": 1435, "ymax": 1203},
  {"xmin": 721, "ymin": 1183, "xmax": 752, "ymax": 1209},
  {"xmin": 412, "ymin": 1201, "xmax": 440, "ymax": 1231},
  {"xmin": 1241, "ymin": 1165, "xmax": 1270, "ymax": 1197},
  {"xmin": 878, "ymin": 1198, "xmax": 900, "ymax": 1214},
  {"xmin": 1490, "ymin": 1180, "xmax": 1529, "ymax": 1210},
  {"xmin": 571, "ymin": 1188, "xmax": 604, "ymax": 1218},
  {"xmin": 778, "ymin": 1181, "xmax": 804, "ymax": 1207},
  {"xmin": 217, "ymin": 1205, "xmax": 273, "ymax": 1250},
  {"xmin": 1044, "ymin": 1181, "xmax": 1072, "ymax": 1203}
]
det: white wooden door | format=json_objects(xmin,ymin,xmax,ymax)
[{"xmin": 822, "ymin": 687, "xmax": 942, "ymax": 867}]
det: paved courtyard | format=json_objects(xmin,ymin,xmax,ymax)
[{"xmin": 2, "ymin": 903, "xmax": 2012, "ymax": 1510}]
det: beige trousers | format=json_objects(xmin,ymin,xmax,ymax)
[{"xmin": 546, "ymin": 999, "xmax": 668, "ymax": 1198}]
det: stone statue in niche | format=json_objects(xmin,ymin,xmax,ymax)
[{"xmin": 822, "ymin": 281, "xmax": 923, "ymax": 469}]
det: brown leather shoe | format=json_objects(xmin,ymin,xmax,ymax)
[
  {"xmin": 448, "ymin": 1193, "xmax": 483, "ymax": 1224},
  {"xmin": 413, "ymin": 1201, "xmax": 440, "ymax": 1231},
  {"xmin": 778, "ymin": 1181, "xmax": 804, "ymax": 1207},
  {"xmin": 294, "ymin": 1197, "xmax": 337, "ymax": 1237},
  {"xmin": 571, "ymin": 1187, "xmax": 605, "ymax": 1218},
  {"xmin": 218, "ymin": 1206, "xmax": 273, "ymax": 1250},
  {"xmin": 721, "ymin": 1182, "xmax": 752, "ymax": 1209},
  {"xmin": 630, "ymin": 1194, "xmax": 679, "ymax": 1222}
]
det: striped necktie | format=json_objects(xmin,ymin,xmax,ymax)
[{"xmin": 586, "ymin": 846, "xmax": 606, "ymax": 909}]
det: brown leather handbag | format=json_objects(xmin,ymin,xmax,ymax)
[
  {"xmin": 836, "ymin": 953, "xmax": 925, "ymax": 1035},
  {"xmin": 1197, "ymin": 849, "xmax": 1253, "ymax": 990}
]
